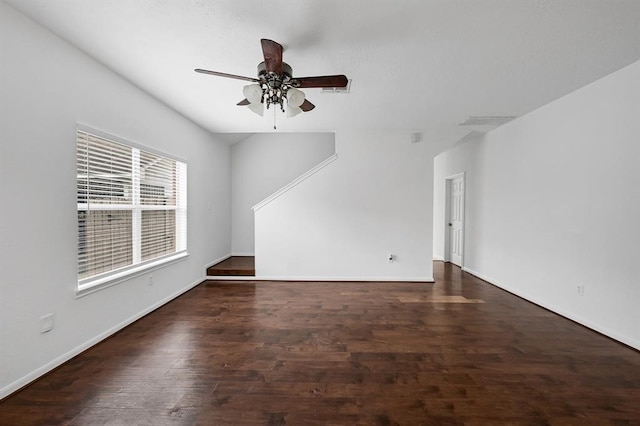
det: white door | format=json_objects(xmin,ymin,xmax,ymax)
[{"xmin": 448, "ymin": 175, "xmax": 464, "ymax": 266}]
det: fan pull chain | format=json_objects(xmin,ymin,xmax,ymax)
[{"xmin": 273, "ymin": 106, "xmax": 277, "ymax": 130}]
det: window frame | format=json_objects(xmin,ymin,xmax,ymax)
[{"xmin": 76, "ymin": 125, "xmax": 188, "ymax": 297}]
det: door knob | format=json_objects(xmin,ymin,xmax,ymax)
[{"xmin": 448, "ymin": 223, "xmax": 452, "ymax": 226}]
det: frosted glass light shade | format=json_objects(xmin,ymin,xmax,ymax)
[
  {"xmin": 286, "ymin": 88, "xmax": 305, "ymax": 107},
  {"xmin": 243, "ymin": 84, "xmax": 263, "ymax": 104},
  {"xmin": 248, "ymin": 102, "xmax": 264, "ymax": 116},
  {"xmin": 287, "ymin": 105, "xmax": 302, "ymax": 117}
]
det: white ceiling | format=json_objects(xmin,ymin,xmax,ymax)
[{"xmin": 6, "ymin": 0, "xmax": 640, "ymax": 147}]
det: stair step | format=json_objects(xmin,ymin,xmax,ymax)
[{"xmin": 207, "ymin": 256, "xmax": 255, "ymax": 276}]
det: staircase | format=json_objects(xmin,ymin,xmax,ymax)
[{"xmin": 207, "ymin": 256, "xmax": 255, "ymax": 277}]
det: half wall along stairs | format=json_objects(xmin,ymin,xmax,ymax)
[{"xmin": 207, "ymin": 256, "xmax": 255, "ymax": 277}]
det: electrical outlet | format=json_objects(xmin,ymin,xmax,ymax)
[
  {"xmin": 577, "ymin": 285, "xmax": 585, "ymax": 296},
  {"xmin": 40, "ymin": 314, "xmax": 54, "ymax": 333},
  {"xmin": 148, "ymin": 274, "xmax": 154, "ymax": 286}
]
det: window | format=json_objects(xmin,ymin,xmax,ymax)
[{"xmin": 77, "ymin": 127, "xmax": 187, "ymax": 292}]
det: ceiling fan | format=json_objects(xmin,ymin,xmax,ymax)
[{"xmin": 195, "ymin": 39, "xmax": 349, "ymax": 119}]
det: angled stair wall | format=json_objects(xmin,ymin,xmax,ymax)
[
  {"xmin": 231, "ymin": 132, "xmax": 335, "ymax": 255},
  {"xmin": 254, "ymin": 130, "xmax": 436, "ymax": 281}
]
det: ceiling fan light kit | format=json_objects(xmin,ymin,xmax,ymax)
[
  {"xmin": 286, "ymin": 88, "xmax": 305, "ymax": 108},
  {"xmin": 195, "ymin": 39, "xmax": 348, "ymax": 126},
  {"xmin": 286, "ymin": 105, "xmax": 302, "ymax": 118},
  {"xmin": 243, "ymin": 84, "xmax": 264, "ymax": 105},
  {"xmin": 247, "ymin": 101, "xmax": 265, "ymax": 117}
]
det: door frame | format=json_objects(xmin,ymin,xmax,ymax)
[{"xmin": 443, "ymin": 172, "xmax": 465, "ymax": 266}]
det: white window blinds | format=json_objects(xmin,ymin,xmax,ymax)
[{"xmin": 77, "ymin": 129, "xmax": 187, "ymax": 286}]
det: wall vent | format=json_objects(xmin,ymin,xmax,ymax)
[
  {"xmin": 322, "ymin": 79, "xmax": 352, "ymax": 94},
  {"xmin": 458, "ymin": 116, "xmax": 517, "ymax": 126}
]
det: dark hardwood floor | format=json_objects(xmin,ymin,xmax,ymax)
[
  {"xmin": 1, "ymin": 262, "xmax": 639, "ymax": 425},
  {"xmin": 207, "ymin": 256, "xmax": 255, "ymax": 276}
]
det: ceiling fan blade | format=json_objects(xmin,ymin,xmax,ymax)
[
  {"xmin": 260, "ymin": 39, "xmax": 283, "ymax": 74},
  {"xmin": 294, "ymin": 75, "xmax": 348, "ymax": 88},
  {"xmin": 237, "ymin": 98, "xmax": 250, "ymax": 106},
  {"xmin": 194, "ymin": 68, "xmax": 259, "ymax": 83},
  {"xmin": 300, "ymin": 99, "xmax": 315, "ymax": 112}
]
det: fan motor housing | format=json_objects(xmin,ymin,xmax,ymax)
[{"xmin": 258, "ymin": 61, "xmax": 292, "ymax": 78}]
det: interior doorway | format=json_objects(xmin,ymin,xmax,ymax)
[{"xmin": 444, "ymin": 173, "xmax": 465, "ymax": 267}]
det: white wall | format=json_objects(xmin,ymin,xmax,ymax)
[
  {"xmin": 231, "ymin": 132, "xmax": 334, "ymax": 255},
  {"xmin": 255, "ymin": 131, "xmax": 434, "ymax": 280},
  {"xmin": 433, "ymin": 60, "xmax": 640, "ymax": 349},
  {"xmin": 0, "ymin": 2, "xmax": 231, "ymax": 398},
  {"xmin": 432, "ymin": 134, "xmax": 484, "ymax": 261}
]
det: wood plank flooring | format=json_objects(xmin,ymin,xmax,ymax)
[
  {"xmin": 1, "ymin": 262, "xmax": 639, "ymax": 425},
  {"xmin": 207, "ymin": 256, "xmax": 255, "ymax": 276}
]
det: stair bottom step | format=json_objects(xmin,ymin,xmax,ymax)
[{"xmin": 207, "ymin": 256, "xmax": 255, "ymax": 277}]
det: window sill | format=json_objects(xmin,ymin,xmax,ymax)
[{"xmin": 76, "ymin": 251, "xmax": 189, "ymax": 298}]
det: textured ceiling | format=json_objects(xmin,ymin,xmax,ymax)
[{"xmin": 6, "ymin": 0, "xmax": 640, "ymax": 147}]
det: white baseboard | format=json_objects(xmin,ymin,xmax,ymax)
[
  {"xmin": 206, "ymin": 275, "xmax": 434, "ymax": 283},
  {"xmin": 461, "ymin": 266, "xmax": 496, "ymax": 284},
  {"xmin": 461, "ymin": 267, "xmax": 639, "ymax": 351},
  {"xmin": 231, "ymin": 252, "xmax": 255, "ymax": 257},
  {"xmin": 433, "ymin": 255, "xmax": 445, "ymax": 261},
  {"xmin": 0, "ymin": 276, "xmax": 205, "ymax": 400},
  {"xmin": 204, "ymin": 253, "xmax": 232, "ymax": 269}
]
